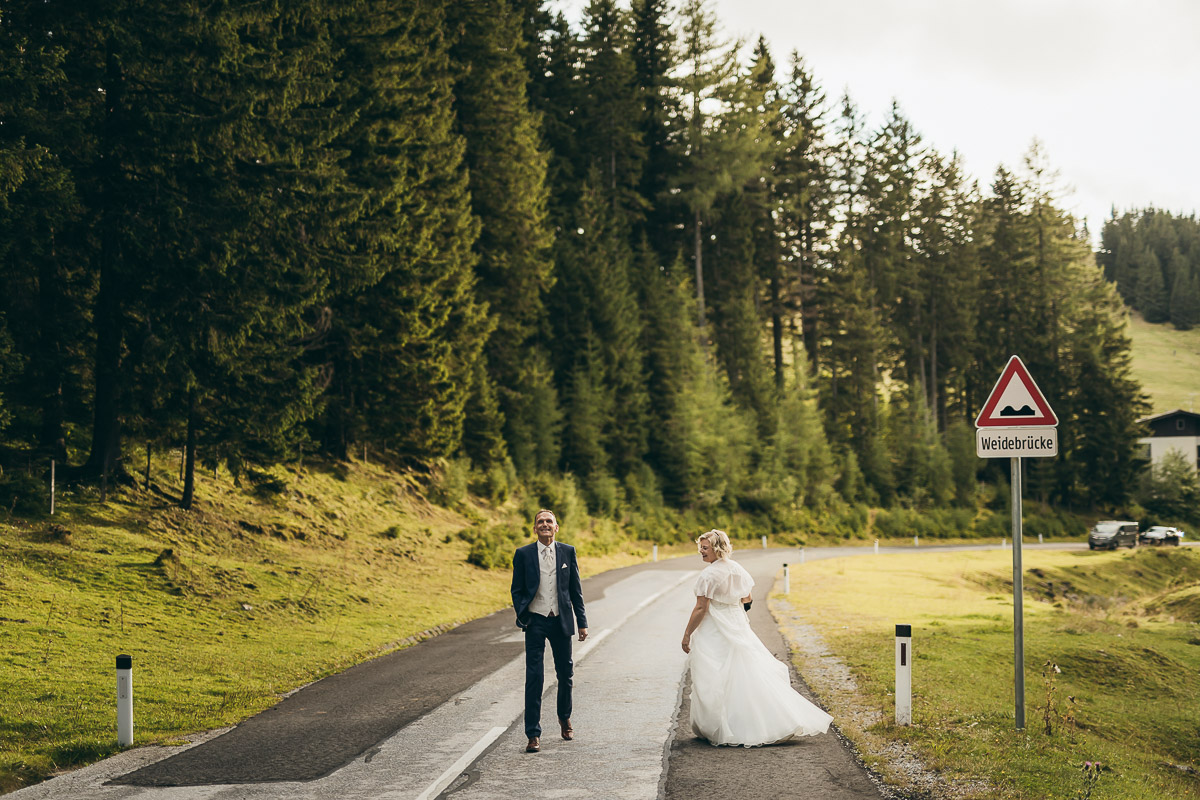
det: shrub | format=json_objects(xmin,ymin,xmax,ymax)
[
  {"xmin": 521, "ymin": 472, "xmax": 585, "ymax": 525},
  {"xmin": 0, "ymin": 471, "xmax": 47, "ymax": 517},
  {"xmin": 462, "ymin": 524, "xmax": 525, "ymax": 570},
  {"xmin": 430, "ymin": 458, "xmax": 470, "ymax": 508}
]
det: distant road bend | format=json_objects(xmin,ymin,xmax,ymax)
[{"xmin": 12, "ymin": 542, "xmax": 1090, "ymax": 800}]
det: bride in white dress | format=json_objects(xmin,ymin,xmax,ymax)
[{"xmin": 681, "ymin": 529, "xmax": 833, "ymax": 746}]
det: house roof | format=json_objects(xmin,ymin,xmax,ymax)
[{"xmin": 1137, "ymin": 409, "xmax": 1200, "ymax": 424}]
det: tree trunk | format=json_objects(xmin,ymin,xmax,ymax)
[
  {"xmin": 770, "ymin": 271, "xmax": 784, "ymax": 389},
  {"xmin": 800, "ymin": 217, "xmax": 819, "ymax": 371},
  {"xmin": 37, "ymin": 234, "xmax": 67, "ymax": 462},
  {"xmin": 694, "ymin": 209, "xmax": 706, "ymax": 329},
  {"xmin": 81, "ymin": 49, "xmax": 127, "ymax": 482},
  {"xmin": 181, "ymin": 392, "xmax": 197, "ymax": 509}
]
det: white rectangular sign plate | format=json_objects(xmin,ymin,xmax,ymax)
[{"xmin": 976, "ymin": 426, "xmax": 1057, "ymax": 458}]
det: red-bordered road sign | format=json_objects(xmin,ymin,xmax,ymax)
[{"xmin": 975, "ymin": 355, "xmax": 1058, "ymax": 428}]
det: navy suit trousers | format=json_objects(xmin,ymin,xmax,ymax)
[{"xmin": 523, "ymin": 612, "xmax": 573, "ymax": 737}]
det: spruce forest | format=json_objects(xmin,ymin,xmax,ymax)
[{"xmin": 0, "ymin": 0, "xmax": 1153, "ymax": 535}]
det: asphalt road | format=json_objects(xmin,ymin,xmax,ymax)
[{"xmin": 10, "ymin": 540, "xmax": 1100, "ymax": 800}]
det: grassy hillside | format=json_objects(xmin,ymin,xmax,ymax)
[
  {"xmin": 0, "ymin": 458, "xmax": 667, "ymax": 793},
  {"xmin": 780, "ymin": 547, "xmax": 1200, "ymax": 799},
  {"xmin": 1127, "ymin": 310, "xmax": 1200, "ymax": 414}
]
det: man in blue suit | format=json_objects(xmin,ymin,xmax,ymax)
[{"xmin": 511, "ymin": 509, "xmax": 588, "ymax": 753}]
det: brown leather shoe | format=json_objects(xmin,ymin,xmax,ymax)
[
  {"xmin": 525, "ymin": 737, "xmax": 540, "ymax": 753},
  {"xmin": 559, "ymin": 718, "xmax": 573, "ymax": 740}
]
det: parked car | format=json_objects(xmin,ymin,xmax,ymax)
[
  {"xmin": 1139, "ymin": 525, "xmax": 1185, "ymax": 546},
  {"xmin": 1088, "ymin": 520, "xmax": 1139, "ymax": 550}
]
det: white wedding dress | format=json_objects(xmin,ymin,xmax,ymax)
[{"xmin": 687, "ymin": 558, "xmax": 833, "ymax": 746}]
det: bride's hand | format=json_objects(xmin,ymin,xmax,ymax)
[{"xmin": 681, "ymin": 637, "xmax": 690, "ymax": 654}]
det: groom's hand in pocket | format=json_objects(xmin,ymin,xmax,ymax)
[{"xmin": 578, "ymin": 627, "xmax": 588, "ymax": 642}]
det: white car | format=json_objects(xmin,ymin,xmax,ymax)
[{"xmin": 1139, "ymin": 525, "xmax": 1185, "ymax": 545}]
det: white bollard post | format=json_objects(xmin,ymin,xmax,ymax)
[
  {"xmin": 1038, "ymin": 533, "xmax": 1043, "ymax": 545},
  {"xmin": 913, "ymin": 535, "xmax": 919, "ymax": 547},
  {"xmin": 50, "ymin": 459, "xmax": 56, "ymax": 516},
  {"xmin": 762, "ymin": 535, "xmax": 767, "ymax": 549},
  {"xmin": 874, "ymin": 539, "xmax": 879, "ymax": 555},
  {"xmin": 1002, "ymin": 537, "xmax": 1006, "ymax": 550},
  {"xmin": 783, "ymin": 563, "xmax": 790, "ymax": 595},
  {"xmin": 800, "ymin": 547, "xmax": 805, "ymax": 564},
  {"xmin": 652, "ymin": 544, "xmax": 658, "ymax": 562},
  {"xmin": 117, "ymin": 654, "xmax": 133, "ymax": 746},
  {"xmin": 895, "ymin": 625, "xmax": 912, "ymax": 725}
]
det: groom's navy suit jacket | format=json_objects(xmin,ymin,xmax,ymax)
[{"xmin": 511, "ymin": 541, "xmax": 587, "ymax": 638}]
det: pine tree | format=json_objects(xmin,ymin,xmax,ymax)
[
  {"xmin": 674, "ymin": 0, "xmax": 770, "ymax": 328},
  {"xmin": 447, "ymin": 0, "xmax": 557, "ymax": 473},
  {"xmin": 549, "ymin": 173, "xmax": 649, "ymax": 480},
  {"xmin": 775, "ymin": 53, "xmax": 831, "ymax": 375},
  {"xmin": 1135, "ymin": 247, "xmax": 1169, "ymax": 322},
  {"xmin": 576, "ymin": 0, "xmax": 645, "ymax": 222},
  {"xmin": 629, "ymin": 0, "xmax": 680, "ymax": 261},
  {"xmin": 318, "ymin": 0, "xmax": 484, "ymax": 464},
  {"xmin": 1169, "ymin": 267, "xmax": 1200, "ymax": 330}
]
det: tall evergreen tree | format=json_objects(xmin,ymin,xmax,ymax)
[
  {"xmin": 775, "ymin": 53, "xmax": 831, "ymax": 375},
  {"xmin": 1169, "ymin": 267, "xmax": 1200, "ymax": 330},
  {"xmin": 447, "ymin": 0, "xmax": 557, "ymax": 473},
  {"xmin": 1135, "ymin": 247, "xmax": 1169, "ymax": 322},
  {"xmin": 318, "ymin": 0, "xmax": 484, "ymax": 468}
]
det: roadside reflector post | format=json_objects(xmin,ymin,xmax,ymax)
[
  {"xmin": 783, "ymin": 563, "xmax": 790, "ymax": 595},
  {"xmin": 874, "ymin": 539, "xmax": 879, "ymax": 554},
  {"xmin": 895, "ymin": 624, "xmax": 912, "ymax": 725},
  {"xmin": 799, "ymin": 547, "xmax": 805, "ymax": 564},
  {"xmin": 117, "ymin": 654, "xmax": 133, "ymax": 746},
  {"xmin": 913, "ymin": 535, "xmax": 919, "ymax": 547},
  {"xmin": 1002, "ymin": 537, "xmax": 1006, "ymax": 550},
  {"xmin": 50, "ymin": 459, "xmax": 56, "ymax": 515},
  {"xmin": 652, "ymin": 544, "xmax": 658, "ymax": 562},
  {"xmin": 1038, "ymin": 533, "xmax": 1043, "ymax": 545},
  {"xmin": 761, "ymin": 535, "xmax": 767, "ymax": 549}
]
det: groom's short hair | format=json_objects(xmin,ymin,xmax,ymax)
[{"xmin": 534, "ymin": 509, "xmax": 557, "ymax": 524}]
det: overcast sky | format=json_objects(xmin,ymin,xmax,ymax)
[{"xmin": 560, "ymin": 0, "xmax": 1200, "ymax": 242}]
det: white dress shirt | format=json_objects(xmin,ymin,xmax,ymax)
[{"xmin": 527, "ymin": 540, "xmax": 559, "ymax": 617}]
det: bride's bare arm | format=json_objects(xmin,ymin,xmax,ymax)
[{"xmin": 681, "ymin": 596, "xmax": 710, "ymax": 653}]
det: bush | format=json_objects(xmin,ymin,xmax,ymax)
[
  {"xmin": 430, "ymin": 457, "xmax": 470, "ymax": 508},
  {"xmin": 469, "ymin": 459, "xmax": 515, "ymax": 503},
  {"xmin": 0, "ymin": 470, "xmax": 47, "ymax": 517},
  {"xmin": 461, "ymin": 524, "xmax": 525, "ymax": 570},
  {"xmin": 583, "ymin": 472, "xmax": 620, "ymax": 517},
  {"xmin": 521, "ymin": 472, "xmax": 585, "ymax": 525}
]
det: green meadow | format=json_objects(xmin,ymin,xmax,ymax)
[
  {"xmin": 779, "ymin": 547, "xmax": 1200, "ymax": 800},
  {"xmin": 1127, "ymin": 311, "xmax": 1200, "ymax": 414}
]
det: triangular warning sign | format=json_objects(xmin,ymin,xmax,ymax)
[{"xmin": 975, "ymin": 355, "xmax": 1058, "ymax": 427}]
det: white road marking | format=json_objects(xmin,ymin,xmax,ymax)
[{"xmin": 410, "ymin": 726, "xmax": 506, "ymax": 800}]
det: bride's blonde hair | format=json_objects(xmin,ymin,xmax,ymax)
[{"xmin": 696, "ymin": 529, "xmax": 732, "ymax": 560}]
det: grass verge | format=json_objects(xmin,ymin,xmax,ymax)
[{"xmin": 777, "ymin": 547, "xmax": 1200, "ymax": 800}]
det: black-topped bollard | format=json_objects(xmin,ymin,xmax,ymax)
[
  {"xmin": 895, "ymin": 625, "xmax": 912, "ymax": 725},
  {"xmin": 117, "ymin": 654, "xmax": 133, "ymax": 746}
]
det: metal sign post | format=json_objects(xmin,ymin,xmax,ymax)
[
  {"xmin": 976, "ymin": 355, "xmax": 1058, "ymax": 731},
  {"xmin": 1010, "ymin": 457, "xmax": 1024, "ymax": 729}
]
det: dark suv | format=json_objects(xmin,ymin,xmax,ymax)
[{"xmin": 1088, "ymin": 520, "xmax": 1139, "ymax": 550}]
